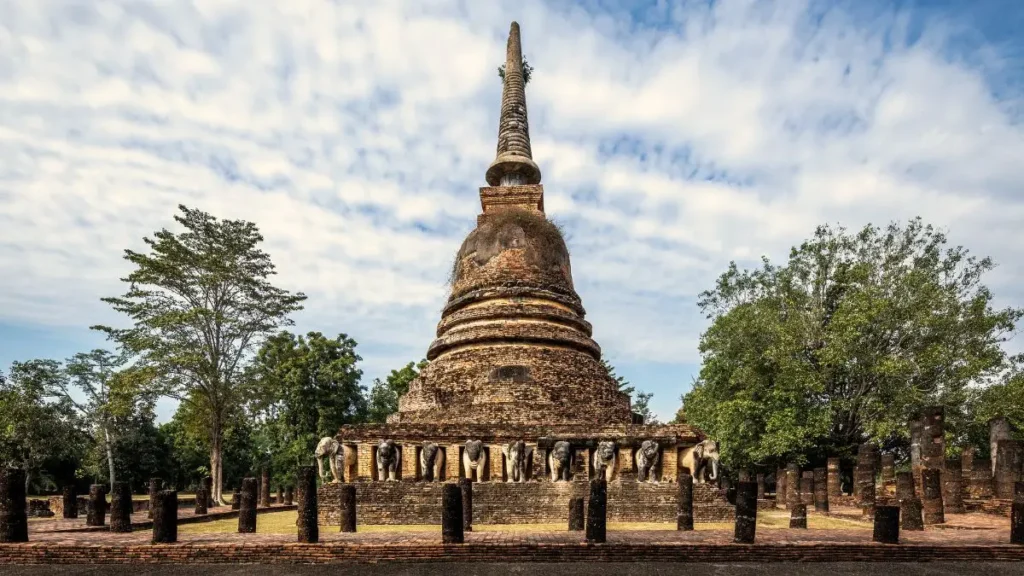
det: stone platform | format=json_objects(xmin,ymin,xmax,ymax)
[{"xmin": 4, "ymin": 527, "xmax": 1022, "ymax": 565}]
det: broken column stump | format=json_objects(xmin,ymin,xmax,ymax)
[
  {"xmin": 87, "ymin": 485, "xmax": 106, "ymax": 527},
  {"xmin": 826, "ymin": 458, "xmax": 842, "ymax": 499},
  {"xmin": 813, "ymin": 467, "xmax": 829, "ymax": 513},
  {"xmin": 734, "ymin": 481, "xmax": 758, "ymax": 543},
  {"xmin": 901, "ymin": 497, "xmax": 924, "ymax": 531},
  {"xmin": 148, "ymin": 478, "xmax": 161, "ymax": 519},
  {"xmin": 789, "ymin": 503, "xmax": 807, "ymax": 529},
  {"xmin": 896, "ymin": 471, "xmax": 915, "ymax": 501},
  {"xmin": 109, "ymin": 481, "xmax": 132, "ymax": 533},
  {"xmin": 238, "ymin": 477, "xmax": 257, "ymax": 534},
  {"xmin": 677, "ymin": 472, "xmax": 694, "ymax": 531},
  {"xmin": 284, "ymin": 486, "xmax": 294, "ymax": 506},
  {"xmin": 297, "ymin": 466, "xmax": 318, "ymax": 543},
  {"xmin": 942, "ymin": 458, "xmax": 965, "ymax": 514},
  {"xmin": 340, "ymin": 484, "xmax": 356, "ymax": 533},
  {"xmin": 0, "ymin": 468, "xmax": 28, "ymax": 543},
  {"xmin": 776, "ymin": 468, "xmax": 787, "ymax": 509},
  {"xmin": 873, "ymin": 505, "xmax": 900, "ymax": 544},
  {"xmin": 785, "ymin": 464, "xmax": 800, "ymax": 510},
  {"xmin": 152, "ymin": 490, "xmax": 178, "ymax": 544},
  {"xmin": 231, "ymin": 488, "xmax": 240, "ymax": 511},
  {"xmin": 442, "ymin": 483, "xmax": 464, "ymax": 544},
  {"xmin": 194, "ymin": 485, "xmax": 208, "ymax": 515},
  {"xmin": 459, "ymin": 478, "xmax": 473, "ymax": 532},
  {"xmin": 61, "ymin": 486, "xmax": 77, "ymax": 519},
  {"xmin": 800, "ymin": 471, "xmax": 814, "ymax": 506},
  {"xmin": 921, "ymin": 469, "xmax": 944, "ymax": 525},
  {"xmin": 260, "ymin": 468, "xmax": 271, "ymax": 508},
  {"xmin": 585, "ymin": 478, "xmax": 607, "ymax": 543}
]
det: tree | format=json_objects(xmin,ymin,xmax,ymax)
[
  {"xmin": 366, "ymin": 360, "xmax": 428, "ymax": 423},
  {"xmin": 684, "ymin": 219, "xmax": 1021, "ymax": 470},
  {"xmin": 601, "ymin": 358, "xmax": 658, "ymax": 424},
  {"xmin": 0, "ymin": 360, "xmax": 87, "ymax": 492},
  {"xmin": 247, "ymin": 331, "xmax": 367, "ymax": 484},
  {"xmin": 94, "ymin": 205, "xmax": 307, "ymax": 503},
  {"xmin": 53, "ymin": 349, "xmax": 156, "ymax": 486}
]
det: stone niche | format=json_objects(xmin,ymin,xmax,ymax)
[{"xmin": 319, "ymin": 422, "xmax": 731, "ymax": 525}]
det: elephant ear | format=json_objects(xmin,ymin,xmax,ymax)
[{"xmin": 694, "ymin": 443, "xmax": 704, "ymax": 461}]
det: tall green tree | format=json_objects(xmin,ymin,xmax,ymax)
[
  {"xmin": 601, "ymin": 358, "xmax": 657, "ymax": 424},
  {"xmin": 366, "ymin": 359, "xmax": 428, "ymax": 423},
  {"xmin": 0, "ymin": 360, "xmax": 87, "ymax": 491},
  {"xmin": 94, "ymin": 205, "xmax": 307, "ymax": 502},
  {"xmin": 684, "ymin": 219, "xmax": 1021, "ymax": 470},
  {"xmin": 247, "ymin": 331, "xmax": 367, "ymax": 482}
]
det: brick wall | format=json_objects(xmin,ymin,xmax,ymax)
[{"xmin": 317, "ymin": 481, "xmax": 733, "ymax": 525}]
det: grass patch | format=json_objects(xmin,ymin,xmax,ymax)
[{"xmin": 179, "ymin": 510, "xmax": 872, "ymax": 535}]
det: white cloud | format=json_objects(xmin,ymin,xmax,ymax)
[{"xmin": 1, "ymin": 0, "xmax": 1022, "ymax": 423}]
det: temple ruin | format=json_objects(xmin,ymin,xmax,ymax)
[{"xmin": 317, "ymin": 21, "xmax": 729, "ymax": 525}]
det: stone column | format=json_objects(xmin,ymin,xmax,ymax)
[
  {"xmin": 961, "ymin": 447, "xmax": 976, "ymax": 477},
  {"xmin": 194, "ymin": 484, "xmax": 208, "ymax": 515},
  {"xmin": 109, "ymin": 481, "xmax": 132, "ymax": 533},
  {"xmin": 756, "ymin": 473, "xmax": 765, "ymax": 500},
  {"xmin": 260, "ymin": 468, "xmax": 271, "ymax": 507},
  {"xmin": 277, "ymin": 485, "xmax": 284, "ymax": 506},
  {"xmin": 872, "ymin": 505, "xmax": 899, "ymax": 544},
  {"xmin": 896, "ymin": 472, "xmax": 915, "ymax": 501},
  {"xmin": 1011, "ymin": 482, "xmax": 1024, "ymax": 545},
  {"xmin": 880, "ymin": 454, "xmax": 895, "ymax": 495},
  {"xmin": 148, "ymin": 478, "xmax": 161, "ymax": 519},
  {"xmin": 238, "ymin": 477, "xmax": 257, "ymax": 533},
  {"xmin": 995, "ymin": 440, "xmax": 1024, "ymax": 499},
  {"xmin": 921, "ymin": 469, "xmax": 944, "ymax": 525},
  {"xmin": 459, "ymin": 478, "xmax": 473, "ymax": 532},
  {"xmin": 0, "ymin": 468, "xmax": 28, "ymax": 543},
  {"xmin": 585, "ymin": 478, "xmax": 607, "ymax": 543},
  {"xmin": 87, "ymin": 485, "xmax": 106, "ymax": 527},
  {"xmin": 297, "ymin": 466, "xmax": 318, "ymax": 543},
  {"xmin": 920, "ymin": 406, "xmax": 945, "ymax": 473},
  {"xmin": 61, "ymin": 486, "xmax": 77, "ymax": 519},
  {"xmin": 285, "ymin": 486, "xmax": 294, "ymax": 506},
  {"xmin": 813, "ymin": 467, "xmax": 829, "ymax": 513},
  {"xmin": 854, "ymin": 464, "xmax": 875, "ymax": 516},
  {"xmin": 340, "ymin": 484, "xmax": 356, "ymax": 533},
  {"xmin": 568, "ymin": 497, "xmax": 585, "ymax": 531},
  {"xmin": 734, "ymin": 481, "xmax": 757, "ymax": 543},
  {"xmin": 800, "ymin": 471, "xmax": 814, "ymax": 506},
  {"xmin": 231, "ymin": 488, "xmax": 241, "ymax": 510},
  {"xmin": 826, "ymin": 458, "xmax": 841, "ymax": 498},
  {"xmin": 942, "ymin": 458, "xmax": 965, "ymax": 514},
  {"xmin": 789, "ymin": 503, "xmax": 807, "ymax": 529},
  {"xmin": 901, "ymin": 497, "xmax": 924, "ymax": 531},
  {"xmin": 152, "ymin": 490, "xmax": 177, "ymax": 544},
  {"xmin": 990, "ymin": 417, "xmax": 1013, "ymax": 477},
  {"xmin": 442, "ymin": 483, "xmax": 464, "ymax": 544},
  {"xmin": 776, "ymin": 468, "xmax": 787, "ymax": 509},
  {"xmin": 785, "ymin": 464, "xmax": 800, "ymax": 510},
  {"xmin": 910, "ymin": 415, "xmax": 924, "ymax": 483},
  {"xmin": 677, "ymin": 472, "xmax": 694, "ymax": 531}
]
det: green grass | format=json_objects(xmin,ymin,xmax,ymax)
[{"xmin": 179, "ymin": 509, "xmax": 872, "ymax": 535}]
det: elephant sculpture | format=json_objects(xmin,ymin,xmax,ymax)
[
  {"xmin": 463, "ymin": 440, "xmax": 487, "ymax": 482},
  {"xmin": 635, "ymin": 440, "xmax": 660, "ymax": 483},
  {"xmin": 315, "ymin": 436, "xmax": 342, "ymax": 483},
  {"xmin": 680, "ymin": 439, "xmax": 720, "ymax": 484},
  {"xmin": 376, "ymin": 439, "xmax": 400, "ymax": 481},
  {"xmin": 593, "ymin": 441, "xmax": 617, "ymax": 482},
  {"xmin": 549, "ymin": 441, "xmax": 573, "ymax": 482},
  {"xmin": 502, "ymin": 440, "xmax": 531, "ymax": 482},
  {"xmin": 420, "ymin": 442, "xmax": 444, "ymax": 482}
]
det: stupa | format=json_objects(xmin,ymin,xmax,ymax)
[{"xmin": 324, "ymin": 22, "xmax": 725, "ymax": 526}]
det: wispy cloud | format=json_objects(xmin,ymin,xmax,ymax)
[{"xmin": 1, "ymin": 0, "xmax": 1022, "ymax": 422}]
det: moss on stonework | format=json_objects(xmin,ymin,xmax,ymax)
[{"xmin": 448, "ymin": 208, "xmax": 569, "ymax": 287}]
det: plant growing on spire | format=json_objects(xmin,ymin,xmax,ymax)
[{"xmin": 498, "ymin": 56, "xmax": 533, "ymax": 84}]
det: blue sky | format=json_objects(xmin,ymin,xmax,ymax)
[{"xmin": 1, "ymin": 0, "xmax": 1023, "ymax": 424}]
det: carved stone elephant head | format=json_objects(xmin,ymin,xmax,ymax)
[
  {"xmin": 376, "ymin": 439, "xmax": 400, "ymax": 481},
  {"xmin": 420, "ymin": 442, "xmax": 444, "ymax": 482},
  {"xmin": 680, "ymin": 439, "xmax": 720, "ymax": 484},
  {"xmin": 593, "ymin": 441, "xmax": 617, "ymax": 482},
  {"xmin": 502, "ymin": 440, "xmax": 529, "ymax": 482},
  {"xmin": 635, "ymin": 440, "xmax": 661, "ymax": 483},
  {"xmin": 549, "ymin": 441, "xmax": 573, "ymax": 482},
  {"xmin": 463, "ymin": 440, "xmax": 487, "ymax": 482},
  {"xmin": 314, "ymin": 436, "xmax": 341, "ymax": 483}
]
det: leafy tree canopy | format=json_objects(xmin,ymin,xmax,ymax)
[
  {"xmin": 366, "ymin": 359, "xmax": 428, "ymax": 423},
  {"xmin": 683, "ymin": 218, "xmax": 1022, "ymax": 470}
]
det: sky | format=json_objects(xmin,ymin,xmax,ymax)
[{"xmin": 1, "ymin": 0, "xmax": 1023, "ymax": 424}]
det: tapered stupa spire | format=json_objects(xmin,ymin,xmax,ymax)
[{"xmin": 485, "ymin": 22, "xmax": 542, "ymax": 187}]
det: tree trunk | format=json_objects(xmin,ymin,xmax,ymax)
[
  {"xmin": 209, "ymin": 421, "xmax": 226, "ymax": 505},
  {"xmin": 103, "ymin": 426, "xmax": 116, "ymax": 486}
]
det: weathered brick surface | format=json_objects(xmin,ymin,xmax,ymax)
[{"xmin": 316, "ymin": 481, "xmax": 732, "ymax": 525}]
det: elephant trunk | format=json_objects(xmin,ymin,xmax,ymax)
[{"xmin": 708, "ymin": 459, "xmax": 719, "ymax": 481}]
